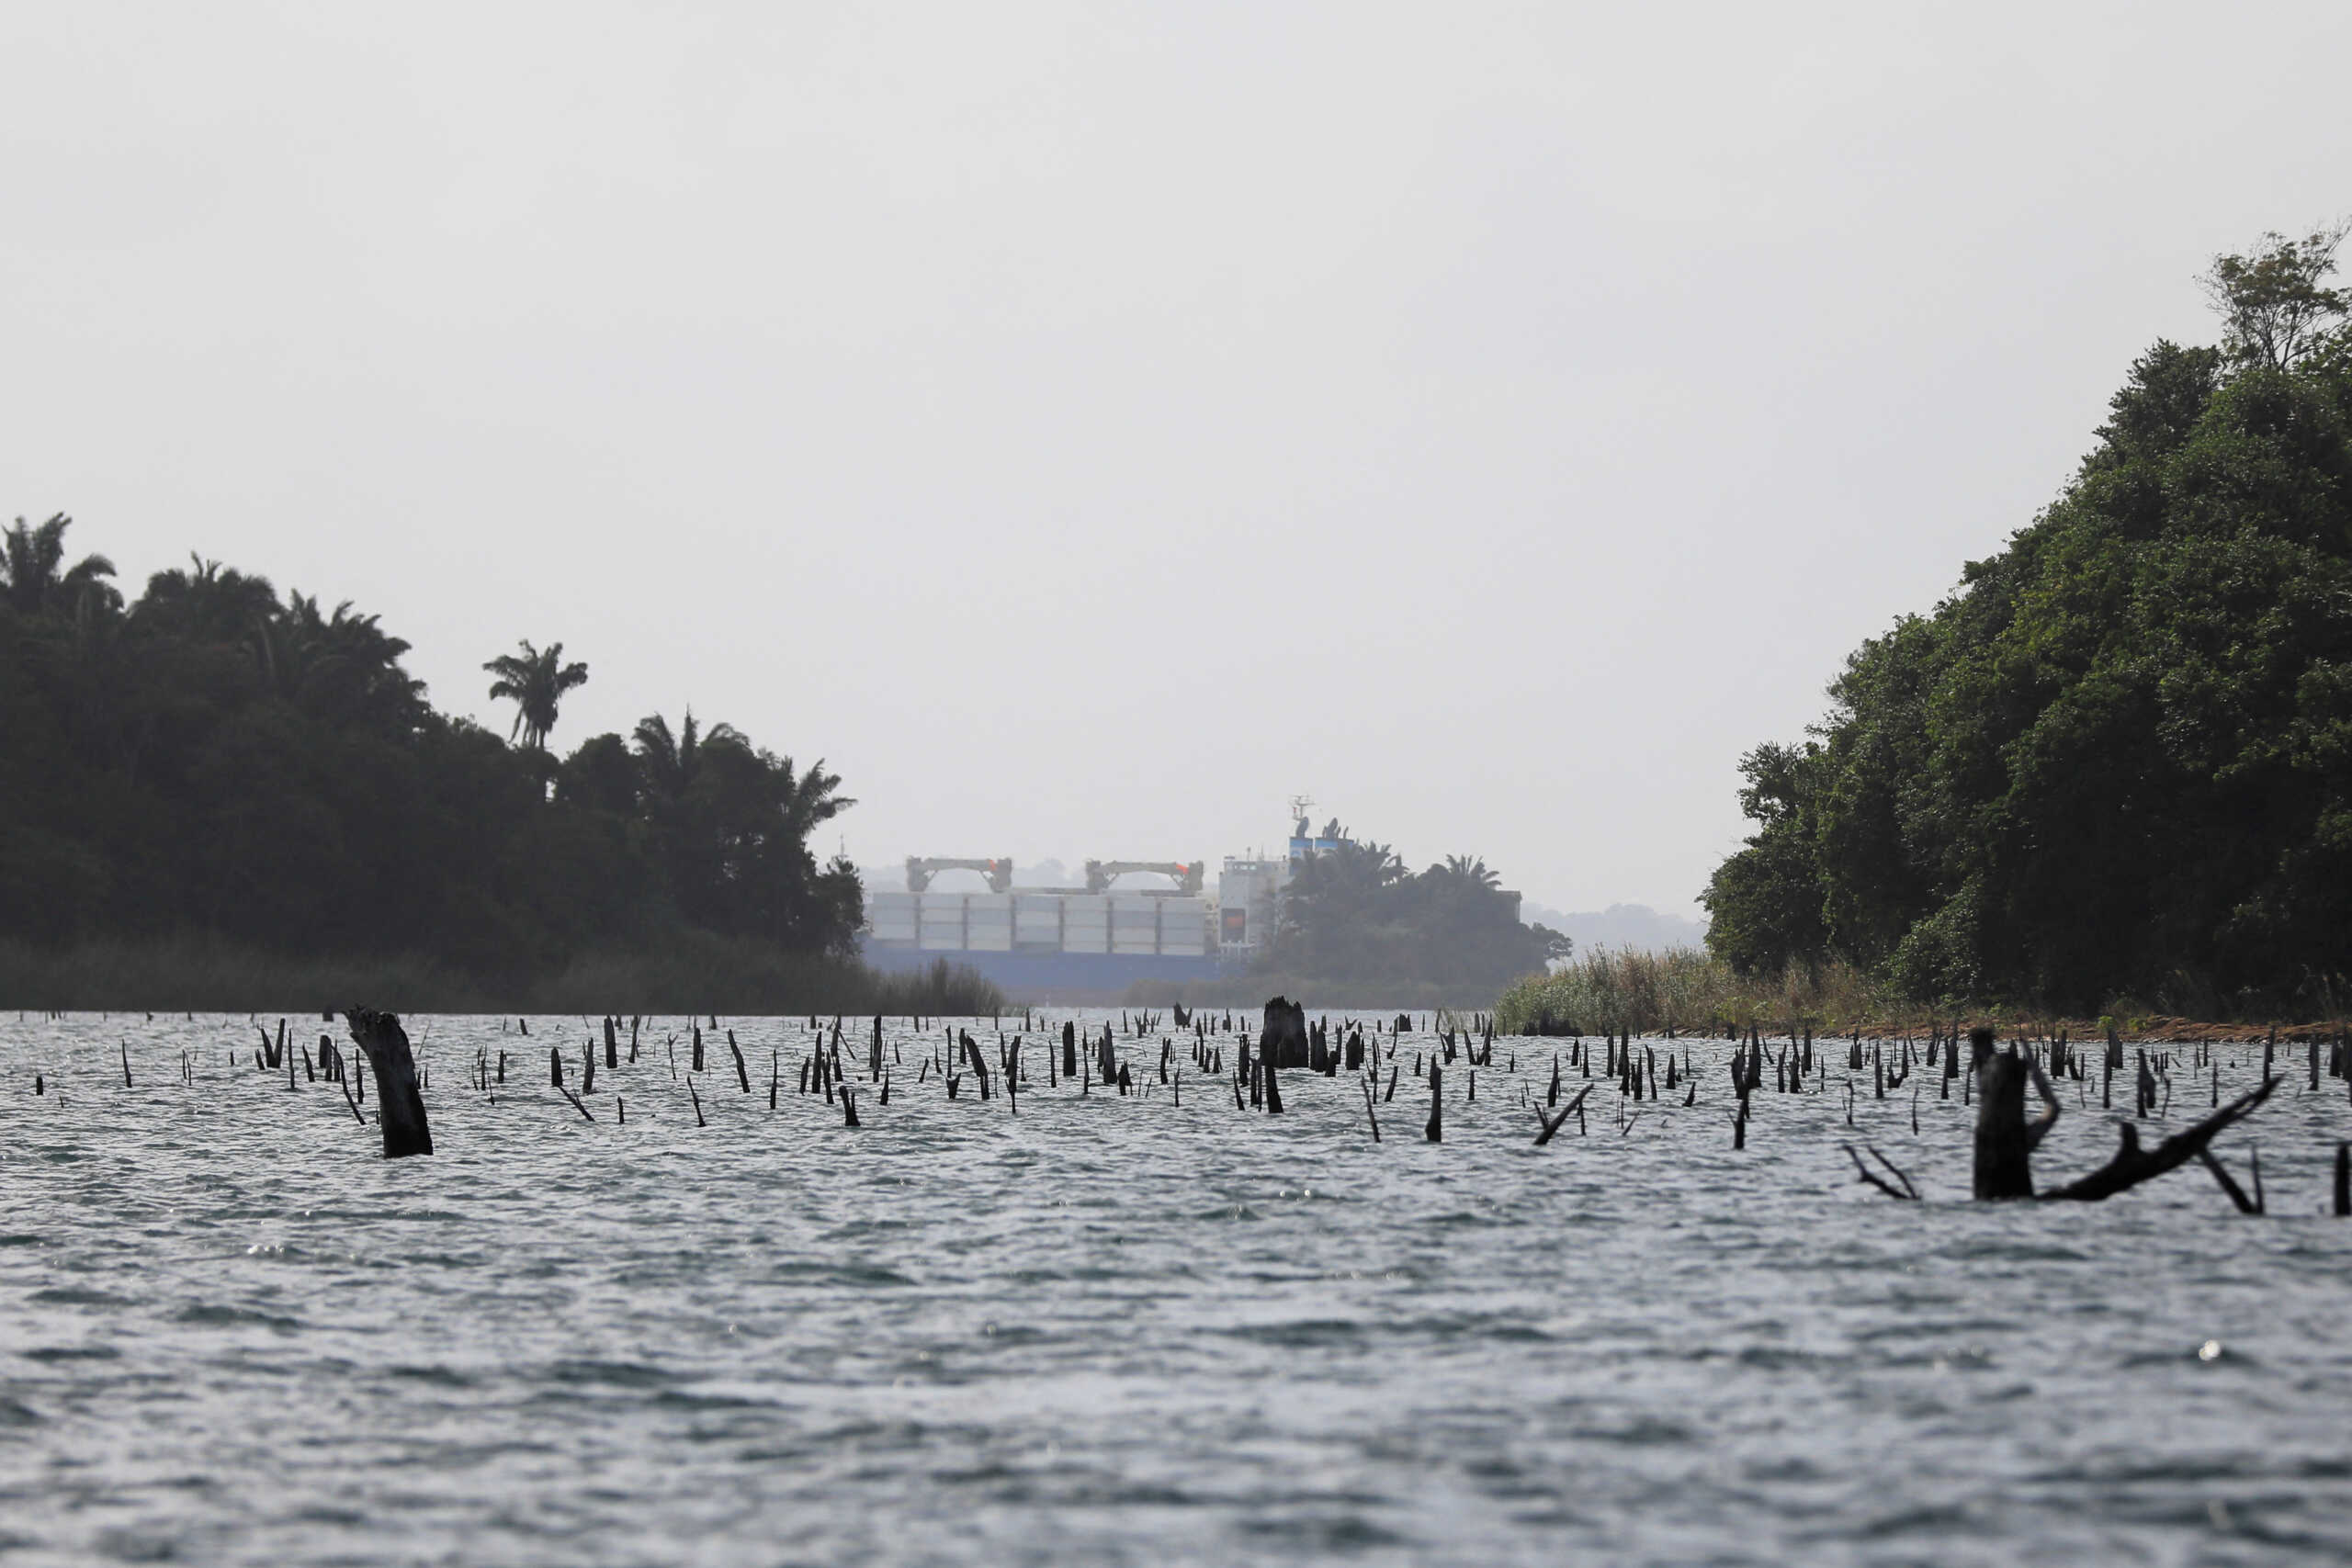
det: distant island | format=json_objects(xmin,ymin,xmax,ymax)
[{"xmin": 1519, "ymin": 902, "xmax": 1707, "ymax": 954}]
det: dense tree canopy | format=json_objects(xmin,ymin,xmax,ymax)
[
  {"xmin": 0, "ymin": 530, "xmax": 864, "ymax": 973},
  {"xmin": 1704, "ymin": 228, "xmax": 2352, "ymax": 1012},
  {"xmin": 1261, "ymin": 829, "xmax": 1567, "ymax": 992}
]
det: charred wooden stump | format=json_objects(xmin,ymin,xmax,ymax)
[
  {"xmin": 1973, "ymin": 1048, "xmax": 2041, "ymax": 1199},
  {"xmin": 345, "ymin": 1009, "xmax": 434, "ymax": 1159},
  {"xmin": 1260, "ymin": 997, "xmax": 1309, "ymax": 1070}
]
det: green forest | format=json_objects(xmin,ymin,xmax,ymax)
[
  {"xmin": 1260, "ymin": 831, "xmax": 1567, "ymax": 995},
  {"xmin": 0, "ymin": 536, "xmax": 978, "ymax": 1008},
  {"xmin": 0, "ymin": 516, "xmax": 1556, "ymax": 1008},
  {"xmin": 1704, "ymin": 225, "xmax": 2352, "ymax": 1016}
]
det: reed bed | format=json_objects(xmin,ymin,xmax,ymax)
[
  {"xmin": 1498, "ymin": 947, "xmax": 1938, "ymax": 1038},
  {"xmin": 1494, "ymin": 947, "xmax": 2352, "ymax": 1043}
]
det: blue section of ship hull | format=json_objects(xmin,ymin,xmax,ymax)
[{"xmin": 860, "ymin": 940, "xmax": 1230, "ymax": 996}]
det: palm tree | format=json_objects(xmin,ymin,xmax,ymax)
[
  {"xmin": 2, "ymin": 514, "xmax": 117, "ymax": 617},
  {"xmin": 483, "ymin": 639, "xmax": 590, "ymax": 751},
  {"xmin": 137, "ymin": 555, "xmax": 279, "ymax": 641},
  {"xmin": 631, "ymin": 709, "xmax": 745, "ymax": 804},
  {"xmin": 1442, "ymin": 854, "xmax": 1501, "ymax": 891},
  {"xmin": 264, "ymin": 592, "xmax": 426, "ymax": 728},
  {"xmin": 773, "ymin": 755, "xmax": 855, "ymax": 840}
]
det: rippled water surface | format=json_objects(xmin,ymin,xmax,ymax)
[{"xmin": 4, "ymin": 1011, "xmax": 2350, "ymax": 1566}]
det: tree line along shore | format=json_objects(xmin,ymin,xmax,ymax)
[
  {"xmin": 6, "ymin": 224, "xmax": 2347, "ymax": 1024},
  {"xmin": 0, "ymin": 524, "xmax": 1009, "ymax": 1012},
  {"xmin": 1702, "ymin": 224, "xmax": 2352, "ymax": 1024},
  {"xmin": 0, "ymin": 518, "xmax": 1549, "ymax": 1010}
]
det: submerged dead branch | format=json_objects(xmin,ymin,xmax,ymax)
[
  {"xmin": 2038, "ymin": 1077, "xmax": 2278, "ymax": 1202},
  {"xmin": 1844, "ymin": 1143, "xmax": 1919, "ymax": 1201}
]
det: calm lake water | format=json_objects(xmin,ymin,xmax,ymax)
[{"xmin": 4, "ymin": 1011, "xmax": 2348, "ymax": 1566}]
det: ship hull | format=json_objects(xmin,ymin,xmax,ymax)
[{"xmin": 860, "ymin": 938, "xmax": 1230, "ymax": 1001}]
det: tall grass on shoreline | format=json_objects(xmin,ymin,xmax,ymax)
[
  {"xmin": 1492, "ymin": 947, "xmax": 1837, "ymax": 1036},
  {"xmin": 1494, "ymin": 946, "xmax": 2352, "ymax": 1040},
  {"xmin": 0, "ymin": 935, "xmax": 1003, "ymax": 1017}
]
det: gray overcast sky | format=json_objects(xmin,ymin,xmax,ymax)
[{"xmin": 7, "ymin": 2, "xmax": 2347, "ymax": 918}]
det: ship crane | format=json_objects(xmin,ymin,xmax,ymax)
[
  {"xmin": 904, "ymin": 856, "xmax": 1013, "ymax": 893},
  {"xmin": 1084, "ymin": 860, "xmax": 1204, "ymax": 896}
]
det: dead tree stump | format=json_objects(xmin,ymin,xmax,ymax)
[
  {"xmin": 1260, "ymin": 997, "xmax": 1309, "ymax": 1069},
  {"xmin": 1973, "ymin": 1051, "xmax": 2037, "ymax": 1199},
  {"xmin": 1965, "ymin": 1021, "xmax": 2277, "ymax": 1203},
  {"xmin": 345, "ymin": 1009, "xmax": 434, "ymax": 1159}
]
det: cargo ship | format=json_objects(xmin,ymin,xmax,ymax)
[{"xmin": 858, "ymin": 803, "xmax": 1343, "ymax": 998}]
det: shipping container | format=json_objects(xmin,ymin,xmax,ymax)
[
  {"xmin": 878, "ymin": 887, "xmax": 1226, "ymax": 957},
  {"xmin": 869, "ymin": 892, "xmax": 919, "ymax": 942}
]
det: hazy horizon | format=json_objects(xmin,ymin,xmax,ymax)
[{"xmin": 8, "ymin": 2, "xmax": 2347, "ymax": 922}]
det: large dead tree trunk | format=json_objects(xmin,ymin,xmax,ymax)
[
  {"xmin": 1260, "ymin": 997, "xmax": 1309, "ymax": 1069},
  {"xmin": 1966, "ymin": 1025, "xmax": 2274, "ymax": 1202},
  {"xmin": 345, "ymin": 1009, "xmax": 434, "ymax": 1158},
  {"xmin": 1973, "ymin": 1052, "xmax": 2042, "ymax": 1198}
]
